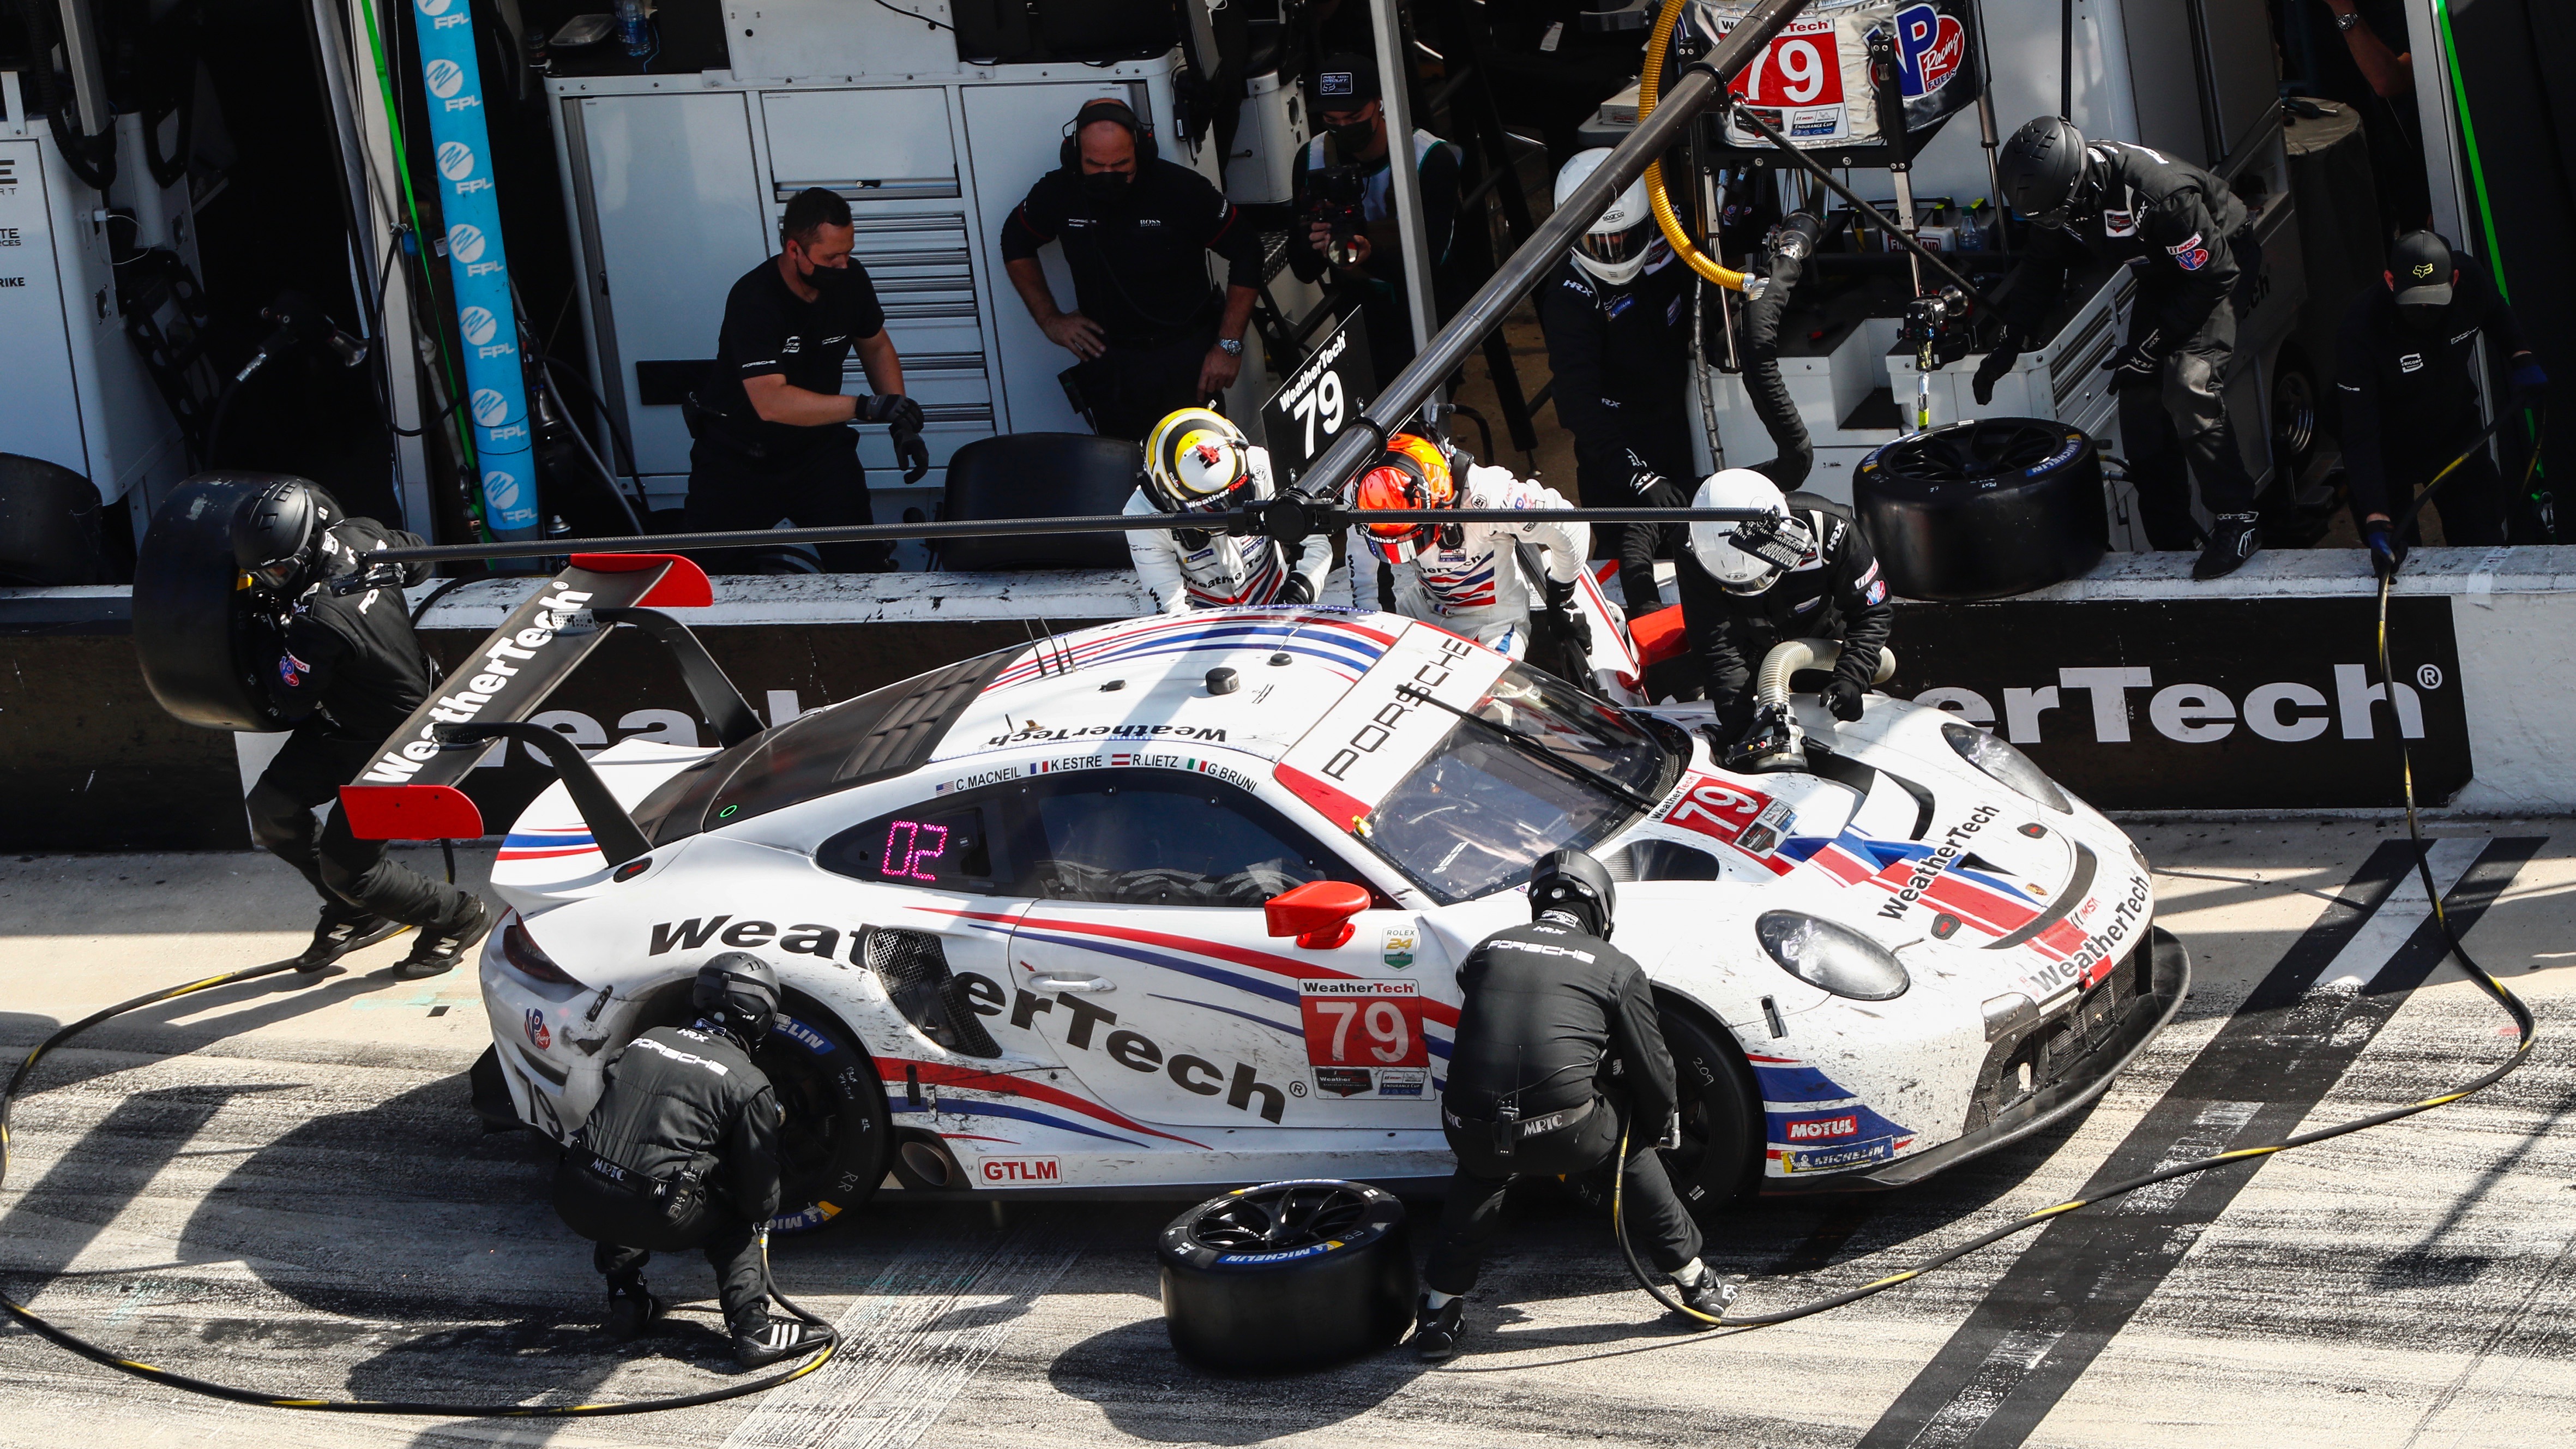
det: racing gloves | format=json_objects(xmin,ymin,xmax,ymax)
[
  {"xmin": 1541, "ymin": 575, "xmax": 1593, "ymax": 656},
  {"xmin": 2102, "ymin": 328, "xmax": 2165, "ymax": 389},
  {"xmin": 862, "ymin": 393, "xmax": 931, "ymax": 483},
  {"xmin": 1971, "ymin": 337, "xmax": 2023, "ymax": 407},
  {"xmin": 1820, "ymin": 675, "xmax": 1867, "ymax": 722},
  {"xmin": 2512, "ymin": 354, "xmax": 2550, "ymax": 401}
]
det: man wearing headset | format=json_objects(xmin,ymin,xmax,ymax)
[
  {"xmin": 1002, "ymin": 97, "xmax": 1265, "ymax": 442},
  {"xmin": 1126, "ymin": 407, "xmax": 1343, "ymax": 611},
  {"xmin": 553, "ymin": 954, "xmax": 830, "ymax": 1369}
]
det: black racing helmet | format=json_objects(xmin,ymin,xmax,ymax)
[
  {"xmin": 1529, "ymin": 849, "xmax": 1617, "ymax": 940},
  {"xmin": 231, "ymin": 478, "xmax": 324, "ymax": 596},
  {"xmin": 1997, "ymin": 116, "xmax": 2093, "ymax": 231},
  {"xmin": 693, "ymin": 952, "xmax": 781, "ymax": 1042}
]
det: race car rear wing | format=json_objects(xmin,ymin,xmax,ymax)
[{"xmin": 336, "ymin": 554, "xmax": 751, "ymax": 850}]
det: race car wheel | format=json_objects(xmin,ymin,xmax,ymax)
[
  {"xmin": 1158, "ymin": 1179, "xmax": 1416, "ymax": 1372},
  {"xmin": 1571, "ymin": 1007, "xmax": 1761, "ymax": 1220},
  {"xmin": 753, "ymin": 995, "xmax": 892, "ymax": 1235}
]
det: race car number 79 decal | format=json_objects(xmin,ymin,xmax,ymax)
[{"xmin": 1299, "ymin": 980, "xmax": 1429, "ymax": 1067}]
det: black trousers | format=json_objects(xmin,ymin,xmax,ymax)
[
  {"xmin": 2121, "ymin": 237, "xmax": 2264, "ymax": 549},
  {"xmin": 2371, "ymin": 416, "xmax": 2509, "ymax": 548},
  {"xmin": 684, "ymin": 433, "xmax": 888, "ymax": 574},
  {"xmin": 1424, "ymin": 1095, "xmax": 1702, "ymax": 1297},
  {"xmin": 553, "ymin": 1158, "xmax": 771, "ymax": 1337},
  {"xmin": 1582, "ymin": 411, "xmax": 1696, "ymax": 615},
  {"xmin": 1074, "ymin": 326, "xmax": 1216, "ymax": 443},
  {"xmin": 245, "ymin": 727, "xmax": 471, "ymax": 927}
]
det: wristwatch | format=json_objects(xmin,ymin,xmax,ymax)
[
  {"xmin": 2336, "ymin": 10, "xmax": 2362, "ymax": 31},
  {"xmin": 1217, "ymin": 337, "xmax": 1245, "ymax": 356}
]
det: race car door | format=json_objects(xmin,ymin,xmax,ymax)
[{"xmin": 1002, "ymin": 767, "xmax": 1445, "ymax": 1131}]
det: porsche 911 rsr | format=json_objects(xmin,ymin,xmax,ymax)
[{"xmin": 457, "ymin": 597, "xmax": 2185, "ymax": 1231}]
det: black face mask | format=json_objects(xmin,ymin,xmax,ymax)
[
  {"xmin": 1082, "ymin": 170, "xmax": 1134, "ymax": 206},
  {"xmin": 1327, "ymin": 119, "xmax": 1376, "ymax": 155},
  {"xmin": 2398, "ymin": 303, "xmax": 2449, "ymax": 336}
]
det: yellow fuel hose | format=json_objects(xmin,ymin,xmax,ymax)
[{"xmin": 1638, "ymin": 0, "xmax": 1749, "ymax": 292}]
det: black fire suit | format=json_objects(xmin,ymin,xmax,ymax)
[
  {"xmin": 1677, "ymin": 496, "xmax": 1895, "ymax": 736},
  {"xmin": 2334, "ymin": 252, "xmax": 2526, "ymax": 546},
  {"xmin": 244, "ymin": 520, "xmax": 476, "ymax": 929},
  {"xmin": 1536, "ymin": 250, "xmax": 1697, "ymax": 613},
  {"xmin": 2003, "ymin": 141, "xmax": 2261, "ymax": 547},
  {"xmin": 552, "ymin": 1022, "xmax": 784, "ymax": 1336},
  {"xmin": 1425, "ymin": 916, "xmax": 1701, "ymax": 1295}
]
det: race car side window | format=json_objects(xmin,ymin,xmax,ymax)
[
  {"xmin": 817, "ymin": 798, "xmax": 1009, "ymax": 894},
  {"xmin": 1016, "ymin": 774, "xmax": 1380, "ymax": 908}
]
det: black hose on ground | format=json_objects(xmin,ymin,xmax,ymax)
[
  {"xmin": 1738, "ymin": 212, "xmax": 1822, "ymax": 490},
  {"xmin": 0, "ymin": 959, "xmax": 841, "ymax": 1414}
]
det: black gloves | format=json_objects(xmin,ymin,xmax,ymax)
[
  {"xmin": 1820, "ymin": 675, "xmax": 1867, "ymax": 722},
  {"xmin": 1541, "ymin": 576, "xmax": 1592, "ymax": 655},
  {"xmin": 2102, "ymin": 328, "xmax": 2164, "ymax": 389},
  {"xmin": 1971, "ymin": 340, "xmax": 2021, "ymax": 406},
  {"xmin": 1280, "ymin": 572, "xmax": 1315, "ymax": 606},
  {"xmin": 1630, "ymin": 468, "xmax": 1687, "ymax": 509},
  {"xmin": 2512, "ymin": 356, "xmax": 2549, "ymax": 401},
  {"xmin": 862, "ymin": 394, "xmax": 931, "ymax": 483}
]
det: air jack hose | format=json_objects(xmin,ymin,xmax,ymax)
[
  {"xmin": 1614, "ymin": 416, "xmax": 2548, "ymax": 1331},
  {"xmin": 1, "ymin": 959, "xmax": 841, "ymax": 1414},
  {"xmin": 1753, "ymin": 636, "xmax": 1895, "ymax": 714},
  {"xmin": 1638, "ymin": 0, "xmax": 1749, "ymax": 293}
]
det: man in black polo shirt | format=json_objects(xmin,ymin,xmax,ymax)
[
  {"xmin": 1001, "ymin": 97, "xmax": 1262, "ymax": 442},
  {"xmin": 686, "ymin": 187, "xmax": 926, "ymax": 573}
]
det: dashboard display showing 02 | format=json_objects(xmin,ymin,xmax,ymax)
[{"xmin": 1260, "ymin": 309, "xmax": 1378, "ymax": 488}]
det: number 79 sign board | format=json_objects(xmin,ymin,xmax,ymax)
[
  {"xmin": 1299, "ymin": 978, "xmax": 1430, "ymax": 1101},
  {"xmin": 1690, "ymin": 0, "xmax": 1979, "ymax": 152},
  {"xmin": 1259, "ymin": 308, "xmax": 1378, "ymax": 490}
]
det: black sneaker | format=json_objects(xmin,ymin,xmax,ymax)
[
  {"xmin": 394, "ymin": 897, "xmax": 492, "ymax": 979},
  {"xmin": 604, "ymin": 1290, "xmax": 666, "ymax": 1343},
  {"xmin": 299, "ymin": 905, "xmax": 403, "ymax": 972},
  {"xmin": 733, "ymin": 1317, "xmax": 830, "ymax": 1369},
  {"xmin": 1675, "ymin": 1270, "xmax": 1743, "ymax": 1328},
  {"xmin": 1410, "ymin": 1294, "xmax": 1465, "ymax": 1361},
  {"xmin": 2192, "ymin": 512, "xmax": 2262, "ymax": 580}
]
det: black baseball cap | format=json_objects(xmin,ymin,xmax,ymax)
[
  {"xmin": 1313, "ymin": 52, "xmax": 1380, "ymax": 110},
  {"xmin": 2390, "ymin": 231, "xmax": 2455, "ymax": 307}
]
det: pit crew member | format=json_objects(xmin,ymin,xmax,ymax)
[
  {"xmin": 235, "ymin": 479, "xmax": 491, "ymax": 978},
  {"xmin": 1350, "ymin": 432, "xmax": 1591, "ymax": 668},
  {"xmin": 551, "ymin": 954, "xmax": 829, "ymax": 1369},
  {"xmin": 1411, "ymin": 851, "xmax": 1737, "ymax": 1360},
  {"xmin": 1978, "ymin": 117, "xmax": 2267, "ymax": 579},
  {"xmin": 1536, "ymin": 148, "xmax": 1695, "ymax": 615},
  {"xmin": 1678, "ymin": 470, "xmax": 1893, "ymax": 751},
  {"xmin": 1125, "ymin": 407, "xmax": 1338, "ymax": 611},
  {"xmin": 2337, "ymin": 230, "xmax": 2545, "ymax": 571}
]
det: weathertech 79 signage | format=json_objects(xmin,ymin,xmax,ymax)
[{"xmin": 1887, "ymin": 597, "xmax": 2471, "ymax": 810}]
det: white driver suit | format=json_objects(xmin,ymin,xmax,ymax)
[
  {"xmin": 1125, "ymin": 448, "xmax": 1343, "ymax": 613},
  {"xmin": 1355, "ymin": 466, "xmax": 1590, "ymax": 658}
]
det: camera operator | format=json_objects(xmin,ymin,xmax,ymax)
[
  {"xmin": 1287, "ymin": 52, "xmax": 1465, "ymax": 384},
  {"xmin": 1002, "ymin": 97, "xmax": 1263, "ymax": 442}
]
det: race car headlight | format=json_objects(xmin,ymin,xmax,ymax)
[
  {"xmin": 1756, "ymin": 912, "xmax": 1909, "ymax": 1001},
  {"xmin": 501, "ymin": 916, "xmax": 588, "ymax": 989},
  {"xmin": 1942, "ymin": 722, "xmax": 2072, "ymax": 815}
]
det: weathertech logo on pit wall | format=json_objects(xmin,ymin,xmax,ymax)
[{"xmin": 979, "ymin": 1157, "xmax": 1060, "ymax": 1184}]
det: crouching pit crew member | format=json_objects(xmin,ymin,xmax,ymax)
[
  {"xmin": 1679, "ymin": 470, "xmax": 1892, "ymax": 760},
  {"xmin": 1412, "ymin": 851, "xmax": 1738, "ymax": 1360},
  {"xmin": 1350, "ymin": 432, "xmax": 1592, "ymax": 670},
  {"xmin": 235, "ymin": 479, "xmax": 491, "ymax": 978},
  {"xmin": 552, "ymin": 953, "xmax": 830, "ymax": 1369},
  {"xmin": 1127, "ymin": 407, "xmax": 1339, "ymax": 610}
]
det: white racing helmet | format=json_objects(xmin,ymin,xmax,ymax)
[
  {"xmin": 1687, "ymin": 469, "xmax": 1813, "ymax": 596},
  {"xmin": 1554, "ymin": 148, "xmax": 1668, "ymax": 287}
]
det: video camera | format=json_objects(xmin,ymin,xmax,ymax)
[{"xmin": 1302, "ymin": 133, "xmax": 1369, "ymax": 269}]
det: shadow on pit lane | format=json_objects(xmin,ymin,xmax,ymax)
[{"xmin": 1047, "ymin": 1314, "xmax": 1427, "ymax": 1442}]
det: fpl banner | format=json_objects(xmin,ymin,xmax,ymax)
[
  {"xmin": 409, "ymin": 0, "xmax": 539, "ymax": 538},
  {"xmin": 1688, "ymin": 0, "xmax": 1981, "ymax": 152}
]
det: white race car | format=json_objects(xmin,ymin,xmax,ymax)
[{"xmin": 359, "ymin": 557, "xmax": 2183, "ymax": 1232}]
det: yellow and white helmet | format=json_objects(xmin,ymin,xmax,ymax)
[{"xmin": 1143, "ymin": 407, "xmax": 1256, "ymax": 513}]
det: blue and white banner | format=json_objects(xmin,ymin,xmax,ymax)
[{"xmin": 410, "ymin": 0, "xmax": 539, "ymax": 537}]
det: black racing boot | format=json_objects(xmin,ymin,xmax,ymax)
[
  {"xmin": 604, "ymin": 1287, "xmax": 667, "ymax": 1343},
  {"xmin": 733, "ymin": 1316, "xmax": 830, "ymax": 1369},
  {"xmin": 2192, "ymin": 512, "xmax": 2262, "ymax": 580},
  {"xmin": 394, "ymin": 896, "xmax": 492, "ymax": 979},
  {"xmin": 298, "ymin": 903, "xmax": 404, "ymax": 973},
  {"xmin": 1674, "ymin": 1268, "xmax": 1743, "ymax": 1328},
  {"xmin": 1410, "ymin": 1294, "xmax": 1465, "ymax": 1361}
]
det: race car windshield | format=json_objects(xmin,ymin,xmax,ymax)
[{"xmin": 1363, "ymin": 666, "xmax": 1672, "ymax": 904}]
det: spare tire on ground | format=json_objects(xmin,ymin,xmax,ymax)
[
  {"xmin": 1158, "ymin": 1179, "xmax": 1416, "ymax": 1372},
  {"xmin": 1853, "ymin": 419, "xmax": 2106, "ymax": 601}
]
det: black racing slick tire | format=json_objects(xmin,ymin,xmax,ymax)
[
  {"xmin": 754, "ymin": 996, "xmax": 891, "ymax": 1235},
  {"xmin": 1572, "ymin": 1006, "xmax": 1762, "ymax": 1221},
  {"xmin": 1158, "ymin": 1180, "xmax": 1417, "ymax": 1372}
]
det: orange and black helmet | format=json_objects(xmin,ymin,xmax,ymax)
[{"xmin": 1352, "ymin": 434, "xmax": 1456, "ymax": 565}]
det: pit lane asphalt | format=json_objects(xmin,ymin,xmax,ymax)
[{"xmin": 2, "ymin": 821, "xmax": 2572, "ymax": 1448}]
